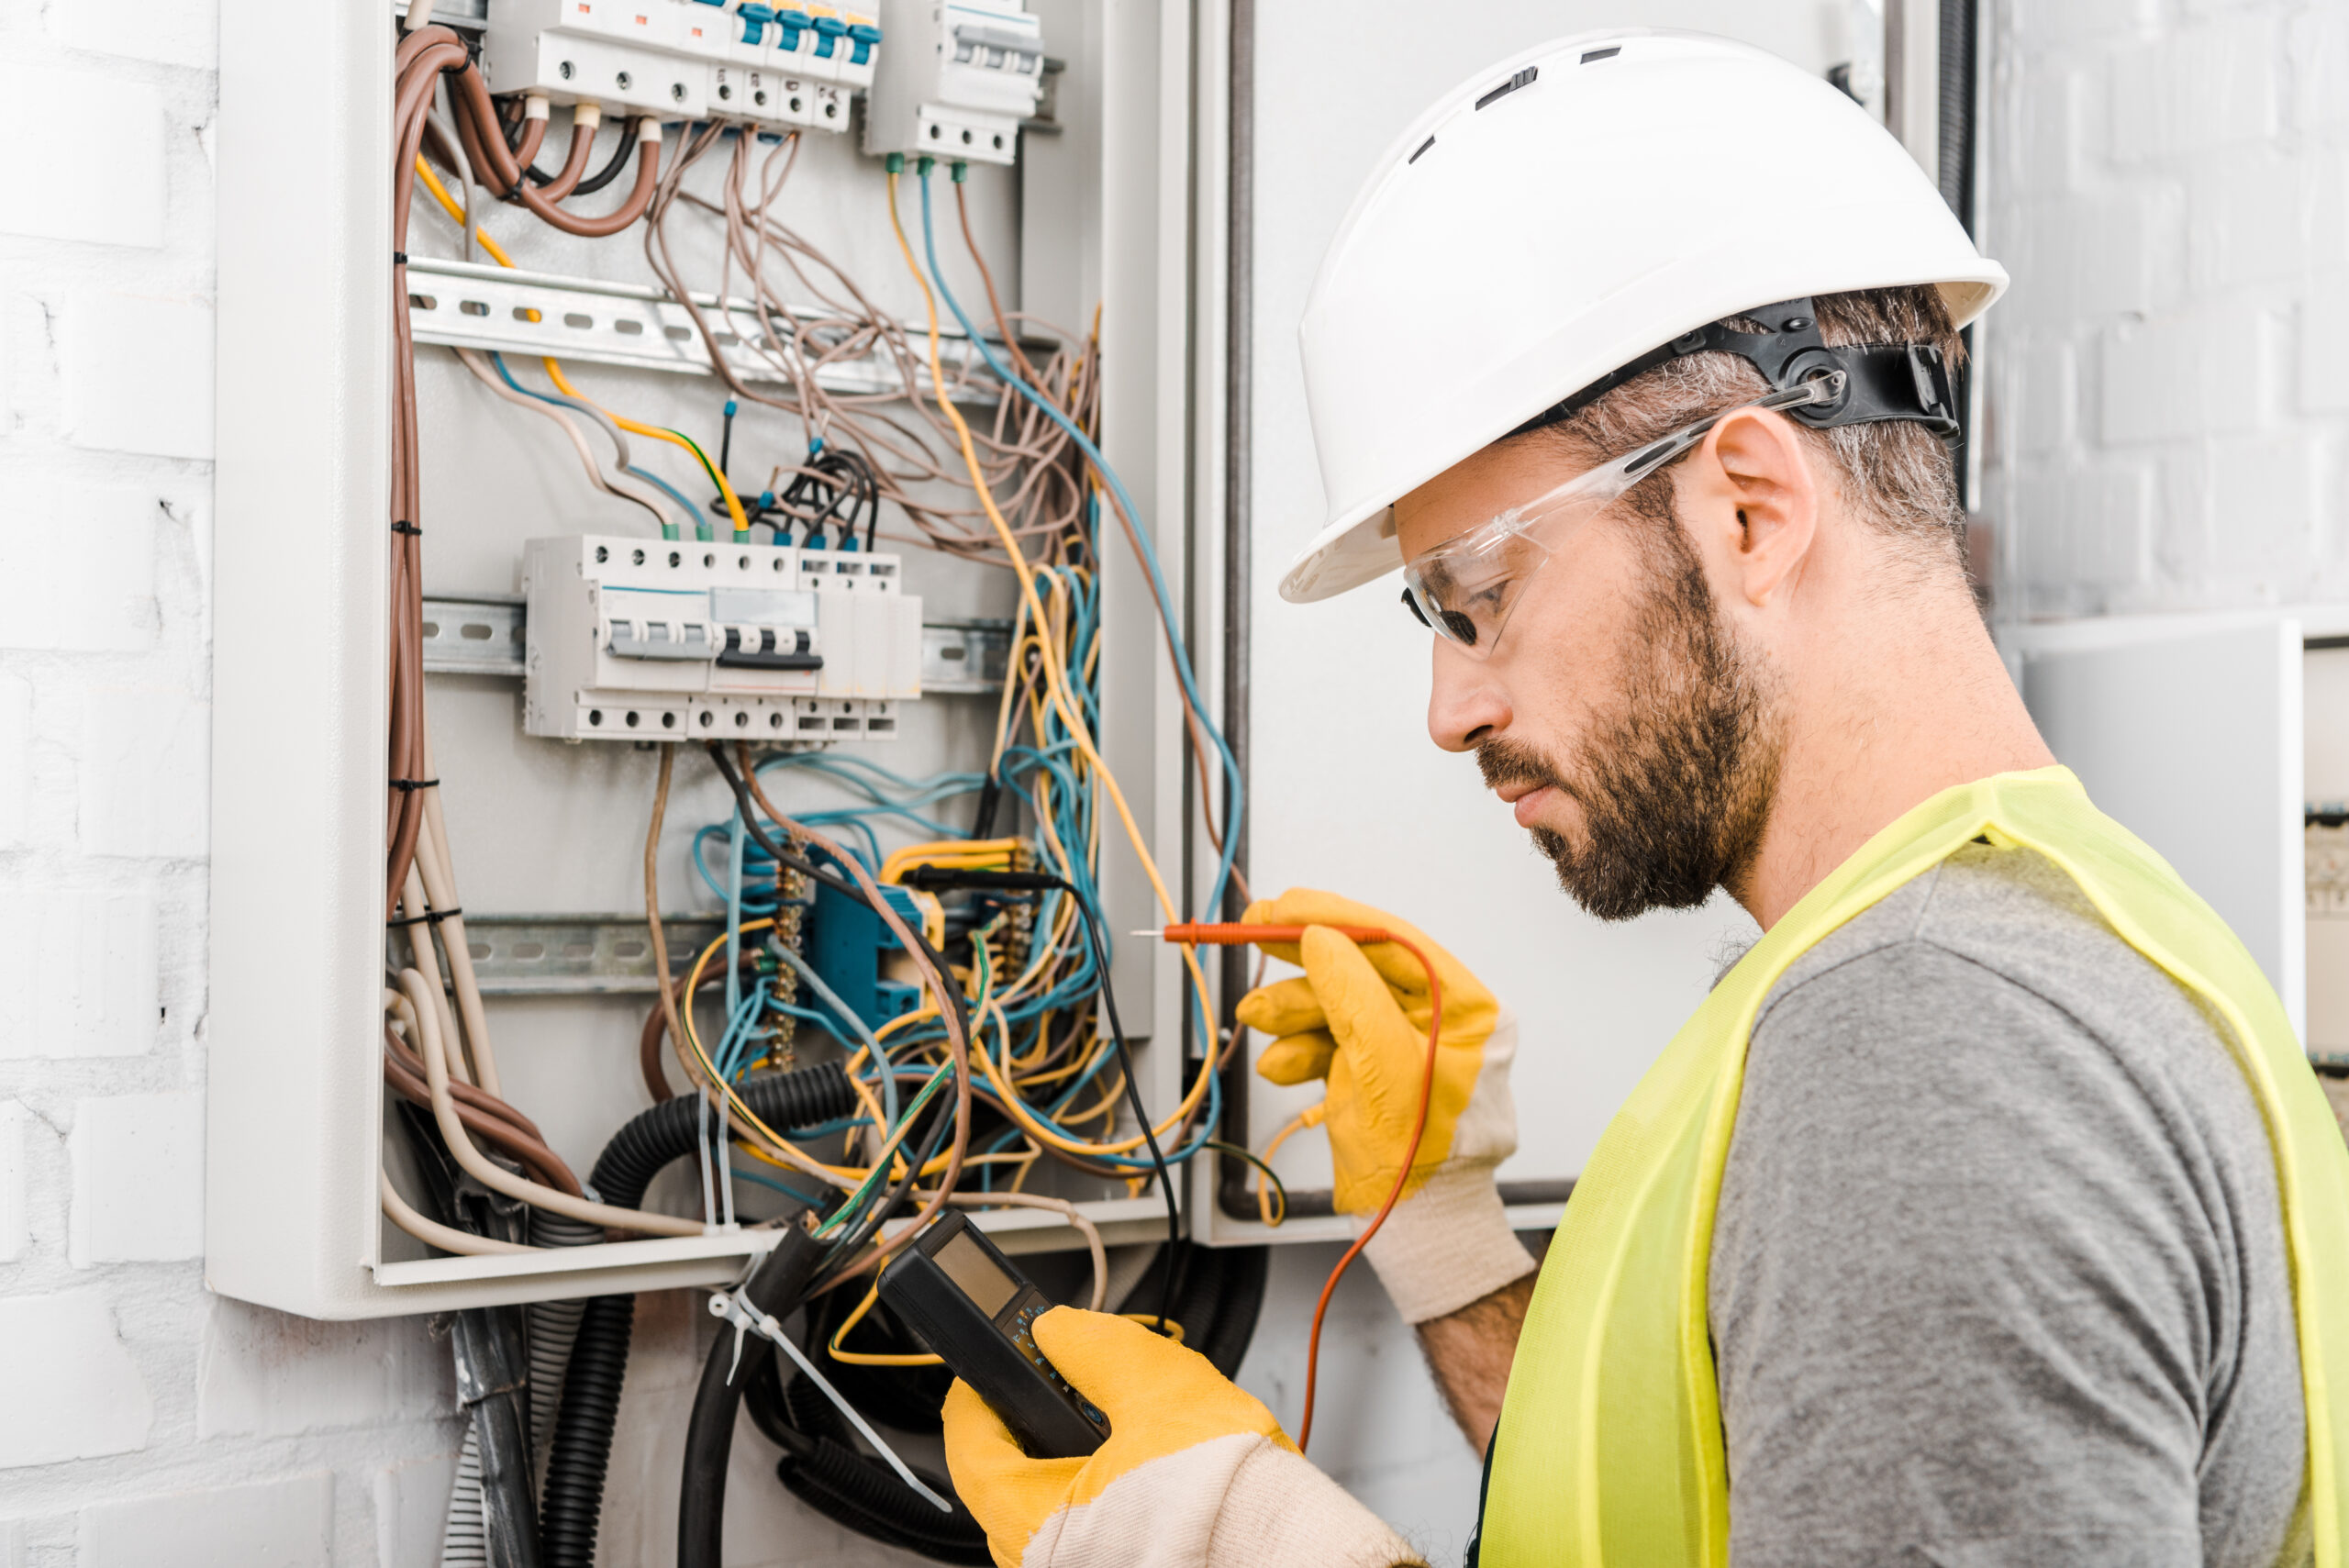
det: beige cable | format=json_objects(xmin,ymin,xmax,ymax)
[
  {"xmin": 398, "ymin": 967, "xmax": 705, "ymax": 1236},
  {"xmin": 413, "ymin": 733, "xmax": 501, "ymax": 1098},
  {"xmin": 452, "ymin": 347, "xmax": 676, "ymax": 532},
  {"xmin": 381, "ymin": 1169, "xmax": 530, "ymax": 1256},
  {"xmin": 398, "ymin": 867, "xmax": 477, "ymax": 1087}
]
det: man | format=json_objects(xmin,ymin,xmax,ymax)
[{"xmin": 941, "ymin": 30, "xmax": 2349, "ymax": 1568}]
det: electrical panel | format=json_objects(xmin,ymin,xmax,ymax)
[
  {"xmin": 520, "ymin": 533, "xmax": 920, "ymax": 742},
  {"xmin": 484, "ymin": 0, "xmax": 882, "ymax": 130},
  {"xmin": 863, "ymin": 0, "xmax": 1045, "ymax": 165}
]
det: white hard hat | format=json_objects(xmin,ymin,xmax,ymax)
[{"xmin": 1281, "ymin": 28, "xmax": 2009, "ymax": 605}]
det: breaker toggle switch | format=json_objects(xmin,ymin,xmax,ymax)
[
  {"xmin": 607, "ymin": 617, "xmax": 717, "ymax": 660},
  {"xmin": 719, "ymin": 625, "xmax": 822, "ymax": 671}
]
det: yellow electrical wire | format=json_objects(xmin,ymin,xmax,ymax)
[
  {"xmin": 410, "ymin": 157, "xmax": 751, "ymax": 537},
  {"xmin": 885, "ymin": 173, "xmax": 1222, "ymax": 1152},
  {"xmin": 829, "ymin": 1282, "xmax": 945, "ymax": 1366}
]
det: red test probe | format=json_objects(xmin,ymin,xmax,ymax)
[{"xmin": 1141, "ymin": 922, "xmax": 1444, "ymax": 1453}]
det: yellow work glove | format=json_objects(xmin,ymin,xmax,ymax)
[
  {"xmin": 942, "ymin": 1307, "xmax": 1422, "ymax": 1568},
  {"xmin": 1235, "ymin": 889, "xmax": 1537, "ymax": 1324}
]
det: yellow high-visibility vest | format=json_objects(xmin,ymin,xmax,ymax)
[{"xmin": 1479, "ymin": 767, "xmax": 2349, "ymax": 1566}]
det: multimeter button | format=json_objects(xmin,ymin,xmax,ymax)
[{"xmin": 1079, "ymin": 1399, "xmax": 1107, "ymax": 1423}]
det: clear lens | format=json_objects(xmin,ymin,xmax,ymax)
[{"xmin": 1397, "ymin": 378, "xmax": 1842, "ymax": 658}]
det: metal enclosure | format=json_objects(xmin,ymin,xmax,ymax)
[{"xmin": 210, "ymin": 0, "xmax": 1201, "ymax": 1318}]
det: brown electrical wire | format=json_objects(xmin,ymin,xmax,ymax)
[
  {"xmin": 535, "ymin": 114, "xmax": 599, "ymax": 202},
  {"xmin": 447, "ymin": 65, "xmax": 662, "ymax": 236},
  {"xmin": 383, "ymin": 1043, "xmax": 582, "ymax": 1195}
]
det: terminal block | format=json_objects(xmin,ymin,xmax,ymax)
[
  {"xmin": 484, "ymin": 0, "xmax": 881, "ymax": 134},
  {"xmin": 862, "ymin": 0, "xmax": 1044, "ymax": 166},
  {"xmin": 520, "ymin": 534, "xmax": 921, "ymax": 742}
]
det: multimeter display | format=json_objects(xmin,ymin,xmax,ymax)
[
  {"xmin": 878, "ymin": 1210, "xmax": 1114, "ymax": 1459},
  {"xmin": 931, "ymin": 1230, "xmax": 1019, "ymax": 1317}
]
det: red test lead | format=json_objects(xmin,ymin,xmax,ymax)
[{"xmin": 1137, "ymin": 920, "xmax": 1442, "ymax": 1453}]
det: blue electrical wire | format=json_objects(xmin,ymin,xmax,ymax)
[
  {"xmin": 914, "ymin": 170, "xmax": 1244, "ymax": 926},
  {"xmin": 483, "ymin": 352, "xmax": 704, "ymax": 532}
]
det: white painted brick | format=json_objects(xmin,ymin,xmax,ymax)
[
  {"xmin": 60, "ymin": 293, "xmax": 216, "ymax": 462},
  {"xmin": 2101, "ymin": 304, "xmax": 2269, "ymax": 444},
  {"xmin": 2004, "ymin": 194, "xmax": 2161, "ymax": 328},
  {"xmin": 2110, "ymin": 16, "xmax": 2277, "ymax": 162},
  {"xmin": 77, "ymin": 686, "xmax": 209, "ymax": 860},
  {"xmin": 2015, "ymin": 340, "xmax": 2076, "ymax": 459},
  {"xmin": 2208, "ymin": 433, "xmax": 2318, "ymax": 572},
  {"xmin": 197, "ymin": 1297, "xmax": 449, "ymax": 1439},
  {"xmin": 2302, "ymin": 285, "xmax": 2349, "ymax": 416},
  {"xmin": 0, "ymin": 1102, "xmax": 25, "ymax": 1263},
  {"xmin": 0, "ymin": 1289, "xmax": 154, "ymax": 1467},
  {"xmin": 0, "ymin": 67, "xmax": 164, "ymax": 250},
  {"xmin": 0, "ymin": 887, "xmax": 161, "ymax": 1061},
  {"xmin": 2186, "ymin": 154, "xmax": 2306, "ymax": 290},
  {"xmin": 49, "ymin": 0, "xmax": 221, "ymax": 71},
  {"xmin": 2292, "ymin": 6, "xmax": 2349, "ymax": 133},
  {"xmin": 79, "ymin": 1474, "xmax": 331, "ymax": 1568},
  {"xmin": 372, "ymin": 1452, "xmax": 459, "ymax": 1568},
  {"xmin": 0, "ymin": 480, "xmax": 161, "ymax": 652},
  {"xmin": 70, "ymin": 1091, "xmax": 203, "ymax": 1265},
  {"xmin": 0, "ymin": 1518, "xmax": 19, "ymax": 1567},
  {"xmin": 0, "ymin": 674, "xmax": 28, "ymax": 850},
  {"xmin": 2016, "ymin": 69, "xmax": 2080, "ymax": 195},
  {"xmin": 2011, "ymin": 0, "xmax": 2157, "ymax": 49},
  {"xmin": 2018, "ymin": 465, "xmax": 2153, "ymax": 590}
]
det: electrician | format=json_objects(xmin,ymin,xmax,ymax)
[{"xmin": 941, "ymin": 31, "xmax": 2349, "ymax": 1568}]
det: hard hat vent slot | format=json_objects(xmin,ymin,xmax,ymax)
[
  {"xmin": 1578, "ymin": 47, "xmax": 1621, "ymax": 64},
  {"xmin": 1408, "ymin": 136, "xmax": 1435, "ymax": 166},
  {"xmin": 1475, "ymin": 66, "xmax": 1538, "ymax": 111}
]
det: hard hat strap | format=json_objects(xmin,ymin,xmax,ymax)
[{"xmin": 1511, "ymin": 296, "xmax": 1960, "ymax": 443}]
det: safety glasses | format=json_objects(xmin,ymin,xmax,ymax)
[{"xmin": 1398, "ymin": 375, "xmax": 1844, "ymax": 657}]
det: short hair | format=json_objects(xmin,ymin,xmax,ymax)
[{"xmin": 1526, "ymin": 285, "xmax": 1969, "ymax": 571}]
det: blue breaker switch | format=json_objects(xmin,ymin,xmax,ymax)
[
  {"xmin": 739, "ymin": 2, "xmax": 775, "ymax": 46},
  {"xmin": 811, "ymin": 12, "xmax": 846, "ymax": 57},
  {"xmin": 774, "ymin": 6, "xmax": 812, "ymax": 51},
  {"xmin": 847, "ymin": 20, "xmax": 881, "ymax": 65}
]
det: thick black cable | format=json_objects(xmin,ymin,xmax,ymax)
[{"xmin": 898, "ymin": 866, "xmax": 1181, "ymax": 1333}]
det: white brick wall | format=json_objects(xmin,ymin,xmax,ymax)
[
  {"xmin": 0, "ymin": 10, "xmax": 467, "ymax": 1562},
  {"xmin": 1987, "ymin": 0, "xmax": 2349, "ymax": 617}
]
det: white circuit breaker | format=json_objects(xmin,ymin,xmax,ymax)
[
  {"xmin": 484, "ymin": 0, "xmax": 883, "ymax": 132},
  {"xmin": 521, "ymin": 533, "xmax": 922, "ymax": 742},
  {"xmin": 862, "ymin": 0, "xmax": 1044, "ymax": 166}
]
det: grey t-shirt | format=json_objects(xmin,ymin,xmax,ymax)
[{"xmin": 1710, "ymin": 843, "xmax": 2310, "ymax": 1568}]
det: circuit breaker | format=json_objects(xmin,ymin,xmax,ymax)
[
  {"xmin": 484, "ymin": 0, "xmax": 882, "ymax": 131},
  {"xmin": 862, "ymin": 0, "xmax": 1044, "ymax": 165},
  {"xmin": 520, "ymin": 533, "xmax": 921, "ymax": 742}
]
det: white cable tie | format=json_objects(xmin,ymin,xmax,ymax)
[{"xmin": 707, "ymin": 1290, "xmax": 955, "ymax": 1514}]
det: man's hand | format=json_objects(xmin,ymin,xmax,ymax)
[
  {"xmin": 1234, "ymin": 889, "xmax": 1538, "ymax": 1325},
  {"xmin": 941, "ymin": 1308, "xmax": 1421, "ymax": 1568}
]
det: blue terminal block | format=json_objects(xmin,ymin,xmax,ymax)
[
  {"xmin": 811, "ymin": 12, "xmax": 847, "ymax": 58},
  {"xmin": 847, "ymin": 20, "xmax": 882, "ymax": 66},
  {"xmin": 808, "ymin": 876, "xmax": 926, "ymax": 1029}
]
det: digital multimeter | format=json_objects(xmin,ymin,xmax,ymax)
[{"xmin": 877, "ymin": 1209, "xmax": 1113, "ymax": 1458}]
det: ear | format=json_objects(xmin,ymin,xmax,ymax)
[{"xmin": 1679, "ymin": 407, "xmax": 1820, "ymax": 610}]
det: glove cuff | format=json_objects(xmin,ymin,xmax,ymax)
[
  {"xmin": 1208, "ymin": 1440, "xmax": 1427, "ymax": 1568},
  {"xmin": 1022, "ymin": 1432, "xmax": 1424, "ymax": 1568},
  {"xmin": 1361, "ymin": 1162, "xmax": 1538, "ymax": 1325}
]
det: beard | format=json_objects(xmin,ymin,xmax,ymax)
[{"xmin": 1476, "ymin": 533, "xmax": 1783, "ymax": 922}]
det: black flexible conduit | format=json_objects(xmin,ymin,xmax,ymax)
[
  {"xmin": 735, "ymin": 1240, "xmax": 1272, "ymax": 1565},
  {"xmin": 537, "ymin": 1062, "xmax": 856, "ymax": 1568}
]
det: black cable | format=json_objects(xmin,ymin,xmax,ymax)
[
  {"xmin": 897, "ymin": 866, "xmax": 1181, "ymax": 1334},
  {"xmin": 568, "ymin": 118, "xmax": 639, "ymax": 197}
]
